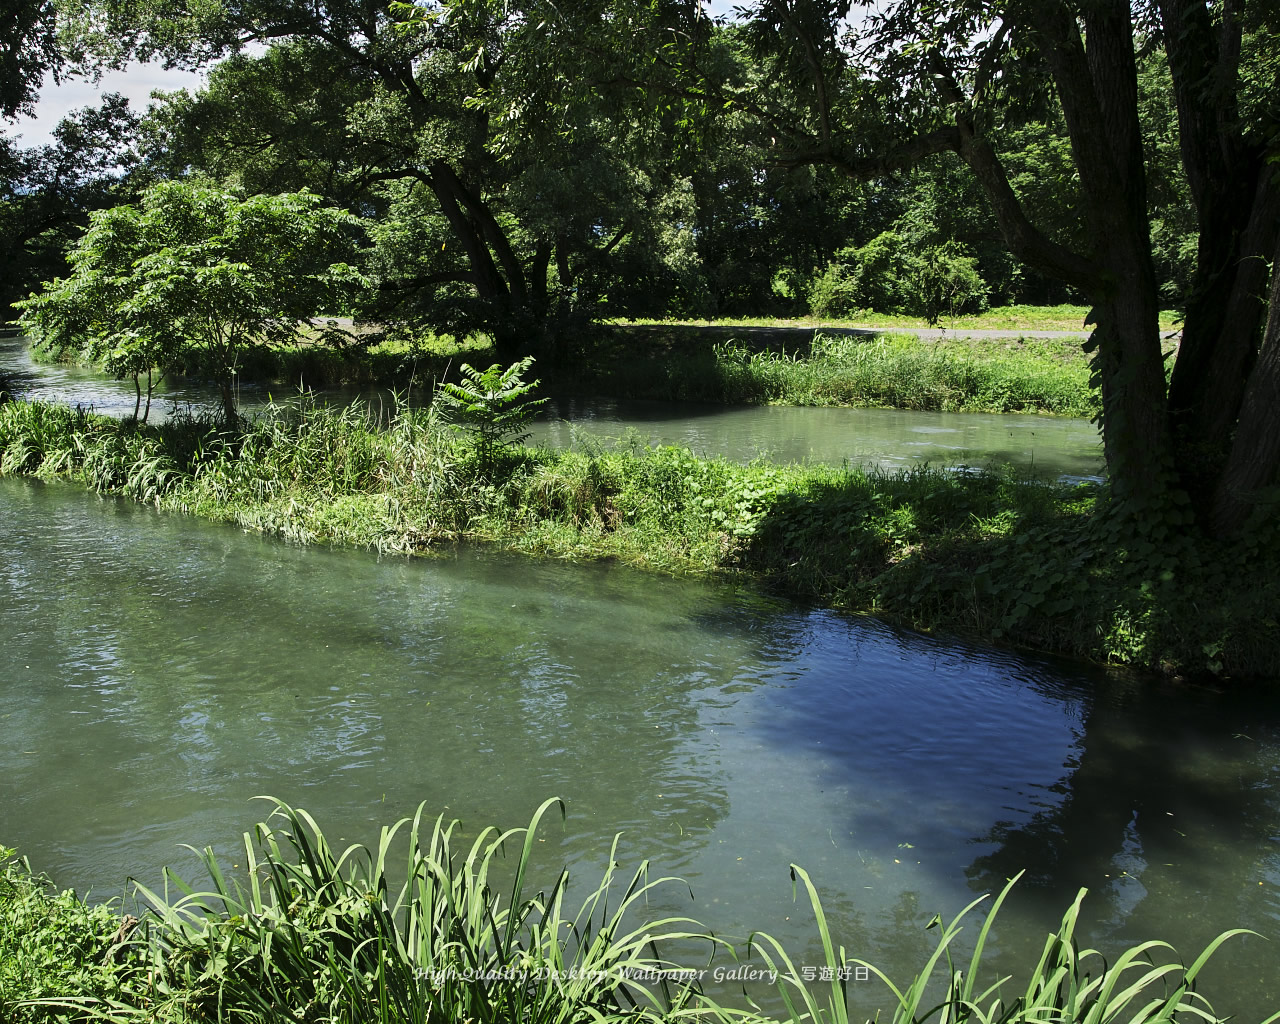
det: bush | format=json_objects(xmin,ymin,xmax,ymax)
[
  {"xmin": 434, "ymin": 357, "xmax": 548, "ymax": 469},
  {"xmin": 0, "ymin": 847, "xmax": 148, "ymax": 1021},
  {"xmin": 808, "ymin": 232, "xmax": 989, "ymax": 322}
]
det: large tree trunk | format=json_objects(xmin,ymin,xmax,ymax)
[
  {"xmin": 1167, "ymin": 155, "xmax": 1280, "ymax": 510},
  {"xmin": 1087, "ymin": 277, "xmax": 1172, "ymax": 502},
  {"xmin": 1211, "ymin": 241, "xmax": 1280, "ymax": 535},
  {"xmin": 425, "ymin": 160, "xmax": 535, "ymax": 362}
]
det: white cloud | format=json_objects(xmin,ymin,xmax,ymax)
[{"xmin": 7, "ymin": 63, "xmax": 206, "ymax": 146}]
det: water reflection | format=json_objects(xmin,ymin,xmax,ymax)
[{"xmin": 1, "ymin": 477, "xmax": 1277, "ymax": 1018}]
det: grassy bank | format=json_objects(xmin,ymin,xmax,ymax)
[
  {"xmin": 1, "ymin": 800, "xmax": 1261, "ymax": 1023},
  {"xmin": 566, "ymin": 330, "xmax": 1097, "ymax": 415},
  {"xmin": 2, "ymin": 397, "xmax": 1275, "ymax": 676},
  {"xmin": 614, "ymin": 304, "xmax": 1183, "ymax": 332}
]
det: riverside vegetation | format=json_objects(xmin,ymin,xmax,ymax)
[
  {"xmin": 28, "ymin": 324, "xmax": 1101, "ymax": 418},
  {"xmin": 0, "ymin": 799, "xmax": 1264, "ymax": 1024},
  {"xmin": 0, "ymin": 363, "xmax": 1274, "ymax": 677}
]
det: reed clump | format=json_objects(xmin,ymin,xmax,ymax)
[{"xmin": 1, "ymin": 801, "xmax": 1267, "ymax": 1023}]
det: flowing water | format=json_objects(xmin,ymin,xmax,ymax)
[
  {"xmin": 2, "ymin": 477, "xmax": 1278, "ymax": 1018},
  {"xmin": 0, "ymin": 336, "xmax": 1105, "ymax": 479}
]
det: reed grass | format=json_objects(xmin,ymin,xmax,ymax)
[
  {"xmin": 728, "ymin": 866, "xmax": 1268, "ymax": 1024},
  {"xmin": 565, "ymin": 332, "xmax": 1096, "ymax": 416},
  {"xmin": 123, "ymin": 798, "xmax": 707, "ymax": 1024},
  {"xmin": 3, "ymin": 806, "xmax": 1270, "ymax": 1024}
]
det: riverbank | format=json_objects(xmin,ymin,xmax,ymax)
[
  {"xmin": 611, "ymin": 303, "xmax": 1183, "ymax": 333},
  {"xmin": 0, "ymin": 800, "xmax": 1257, "ymax": 1024},
  {"xmin": 1, "ymin": 397, "xmax": 1273, "ymax": 677},
  {"xmin": 561, "ymin": 328, "xmax": 1097, "ymax": 415}
]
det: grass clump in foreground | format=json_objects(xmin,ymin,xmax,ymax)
[
  {"xmin": 570, "ymin": 332, "xmax": 1097, "ymax": 415},
  {"xmin": 1, "ymin": 800, "xmax": 1267, "ymax": 1023},
  {"xmin": 1, "ymin": 395, "xmax": 1276, "ymax": 676}
]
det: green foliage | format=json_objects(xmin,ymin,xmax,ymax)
[
  {"xmin": 725, "ymin": 867, "xmax": 1254, "ymax": 1024},
  {"xmin": 0, "ymin": 846, "xmax": 149, "ymax": 1021},
  {"xmin": 0, "ymin": 0, "xmax": 60, "ymax": 120},
  {"xmin": 1, "ymin": 814, "xmax": 1263, "ymax": 1023},
  {"xmin": 14, "ymin": 180, "xmax": 366, "ymax": 424},
  {"xmin": 132, "ymin": 797, "xmax": 703, "ymax": 1024},
  {"xmin": 808, "ymin": 233, "xmax": 989, "ymax": 323},
  {"xmin": 1, "ymin": 97, "xmax": 142, "ymax": 314},
  {"xmin": 434, "ymin": 357, "xmax": 548, "ymax": 468}
]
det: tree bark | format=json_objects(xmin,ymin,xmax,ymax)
[
  {"xmin": 1211, "ymin": 240, "xmax": 1280, "ymax": 535},
  {"xmin": 425, "ymin": 162, "xmax": 508, "ymax": 307},
  {"xmin": 1170, "ymin": 162, "xmax": 1280, "ymax": 466},
  {"xmin": 530, "ymin": 240, "xmax": 551, "ymax": 315}
]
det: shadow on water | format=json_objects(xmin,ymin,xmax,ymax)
[
  {"xmin": 733, "ymin": 601, "xmax": 1280, "ymax": 1017},
  {"xmin": 963, "ymin": 676, "xmax": 1280, "ymax": 1010},
  {"xmin": 728, "ymin": 471, "xmax": 1280, "ymax": 1017}
]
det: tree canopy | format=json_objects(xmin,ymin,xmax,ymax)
[
  {"xmin": 7, "ymin": 0, "xmax": 1280, "ymax": 530},
  {"xmin": 16, "ymin": 180, "xmax": 364, "ymax": 422}
]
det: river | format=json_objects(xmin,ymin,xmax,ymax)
[{"xmin": 2, "ymin": 477, "xmax": 1277, "ymax": 1018}]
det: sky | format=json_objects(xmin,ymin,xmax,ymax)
[
  {"xmin": 10, "ymin": 63, "xmax": 207, "ymax": 147},
  {"xmin": 8, "ymin": 0, "xmax": 743, "ymax": 147}
]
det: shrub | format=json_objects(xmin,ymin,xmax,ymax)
[
  {"xmin": 434, "ymin": 357, "xmax": 548, "ymax": 469},
  {"xmin": 0, "ymin": 846, "xmax": 149, "ymax": 1021},
  {"xmin": 808, "ymin": 232, "xmax": 989, "ymax": 322}
]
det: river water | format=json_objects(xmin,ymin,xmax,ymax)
[
  {"xmin": 0, "ymin": 336, "xmax": 1105, "ymax": 479},
  {"xmin": 2, "ymin": 477, "xmax": 1278, "ymax": 1018}
]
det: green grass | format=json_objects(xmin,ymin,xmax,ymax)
[
  {"xmin": 566, "ymin": 332, "xmax": 1097, "ymax": 415},
  {"xmin": 1, "ymin": 802, "xmax": 1267, "ymax": 1023},
  {"xmin": 611, "ymin": 305, "xmax": 1183, "ymax": 333},
  {"xmin": 2, "ymin": 395, "xmax": 1276, "ymax": 676},
  {"xmin": 0, "ymin": 846, "xmax": 151, "ymax": 1022}
]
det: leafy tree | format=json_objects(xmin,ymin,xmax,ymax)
[
  {"xmin": 92, "ymin": 0, "xmax": 717, "ymax": 356},
  {"xmin": 140, "ymin": 40, "xmax": 382, "ymax": 204},
  {"xmin": 16, "ymin": 180, "xmax": 365, "ymax": 423},
  {"xmin": 1, "ymin": 94, "xmax": 142, "ymax": 313},
  {"xmin": 703, "ymin": 0, "xmax": 1280, "ymax": 532},
  {"xmin": 0, "ymin": 0, "xmax": 61, "ymax": 120},
  {"xmin": 809, "ymin": 231, "xmax": 987, "ymax": 321}
]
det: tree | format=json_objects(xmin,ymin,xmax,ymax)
[
  {"xmin": 695, "ymin": 0, "xmax": 1279, "ymax": 532},
  {"xmin": 0, "ymin": 0, "xmax": 61, "ymax": 121},
  {"xmin": 1, "ymin": 94, "xmax": 142, "ymax": 313},
  {"xmin": 97, "ymin": 0, "xmax": 739, "ymax": 353},
  {"xmin": 16, "ymin": 180, "xmax": 365, "ymax": 423}
]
